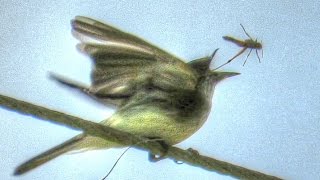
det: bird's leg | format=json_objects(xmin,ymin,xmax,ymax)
[{"xmin": 146, "ymin": 137, "xmax": 169, "ymax": 162}]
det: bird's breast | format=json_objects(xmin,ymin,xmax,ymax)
[{"xmin": 104, "ymin": 92, "xmax": 211, "ymax": 145}]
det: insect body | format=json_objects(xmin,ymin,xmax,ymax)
[{"xmin": 214, "ymin": 24, "xmax": 263, "ymax": 70}]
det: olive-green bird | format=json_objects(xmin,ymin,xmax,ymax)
[{"xmin": 14, "ymin": 16, "xmax": 239, "ymax": 175}]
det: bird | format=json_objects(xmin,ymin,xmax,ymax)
[{"xmin": 14, "ymin": 16, "xmax": 239, "ymax": 175}]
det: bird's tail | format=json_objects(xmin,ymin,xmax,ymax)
[{"xmin": 14, "ymin": 134, "xmax": 85, "ymax": 175}]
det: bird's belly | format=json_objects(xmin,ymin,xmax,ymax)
[{"xmin": 105, "ymin": 108, "xmax": 201, "ymax": 145}]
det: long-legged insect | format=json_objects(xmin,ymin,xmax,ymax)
[{"xmin": 214, "ymin": 24, "xmax": 263, "ymax": 70}]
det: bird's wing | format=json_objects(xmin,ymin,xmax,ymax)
[{"xmin": 71, "ymin": 16, "xmax": 198, "ymax": 107}]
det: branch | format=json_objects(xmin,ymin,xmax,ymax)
[{"xmin": 0, "ymin": 94, "xmax": 282, "ymax": 180}]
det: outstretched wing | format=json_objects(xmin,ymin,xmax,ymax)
[{"xmin": 71, "ymin": 16, "xmax": 198, "ymax": 107}]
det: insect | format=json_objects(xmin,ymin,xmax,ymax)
[{"xmin": 214, "ymin": 24, "xmax": 263, "ymax": 70}]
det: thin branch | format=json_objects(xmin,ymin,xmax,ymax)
[{"xmin": 0, "ymin": 94, "xmax": 282, "ymax": 180}]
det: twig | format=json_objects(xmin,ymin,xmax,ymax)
[{"xmin": 0, "ymin": 94, "xmax": 282, "ymax": 180}]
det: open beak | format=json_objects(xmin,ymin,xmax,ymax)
[
  {"xmin": 210, "ymin": 71, "xmax": 240, "ymax": 81},
  {"xmin": 217, "ymin": 71, "xmax": 240, "ymax": 79}
]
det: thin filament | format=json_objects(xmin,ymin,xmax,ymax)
[
  {"xmin": 101, "ymin": 147, "xmax": 131, "ymax": 180},
  {"xmin": 214, "ymin": 47, "xmax": 247, "ymax": 70},
  {"xmin": 240, "ymin": 24, "xmax": 252, "ymax": 39},
  {"xmin": 243, "ymin": 48, "xmax": 253, "ymax": 66},
  {"xmin": 255, "ymin": 49, "xmax": 261, "ymax": 63}
]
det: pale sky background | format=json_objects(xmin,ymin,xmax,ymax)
[{"xmin": 1, "ymin": 0, "xmax": 320, "ymax": 180}]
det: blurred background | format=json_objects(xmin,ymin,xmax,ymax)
[{"xmin": 1, "ymin": 0, "xmax": 319, "ymax": 179}]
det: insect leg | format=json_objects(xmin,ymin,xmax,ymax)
[
  {"xmin": 243, "ymin": 48, "xmax": 253, "ymax": 66},
  {"xmin": 255, "ymin": 49, "xmax": 261, "ymax": 63},
  {"xmin": 213, "ymin": 47, "xmax": 248, "ymax": 70},
  {"xmin": 240, "ymin": 24, "xmax": 253, "ymax": 40}
]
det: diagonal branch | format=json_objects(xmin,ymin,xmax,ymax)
[{"xmin": 0, "ymin": 94, "xmax": 282, "ymax": 180}]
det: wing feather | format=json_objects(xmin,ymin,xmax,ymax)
[
  {"xmin": 72, "ymin": 16, "xmax": 157, "ymax": 55},
  {"xmin": 71, "ymin": 16, "xmax": 198, "ymax": 107},
  {"xmin": 77, "ymin": 43, "xmax": 155, "ymax": 60}
]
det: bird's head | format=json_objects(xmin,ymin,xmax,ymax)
[{"xmin": 188, "ymin": 49, "xmax": 240, "ymax": 98}]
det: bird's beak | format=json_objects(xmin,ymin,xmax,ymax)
[
  {"xmin": 218, "ymin": 71, "xmax": 240, "ymax": 79},
  {"xmin": 210, "ymin": 71, "xmax": 240, "ymax": 81}
]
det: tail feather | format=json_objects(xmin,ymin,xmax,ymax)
[
  {"xmin": 49, "ymin": 72, "xmax": 125, "ymax": 107},
  {"xmin": 14, "ymin": 135, "xmax": 84, "ymax": 175},
  {"xmin": 49, "ymin": 72, "xmax": 90, "ymax": 92}
]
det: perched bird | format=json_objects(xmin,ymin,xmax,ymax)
[{"xmin": 14, "ymin": 16, "xmax": 239, "ymax": 175}]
